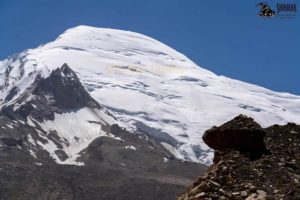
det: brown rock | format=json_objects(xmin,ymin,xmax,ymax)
[{"xmin": 203, "ymin": 115, "xmax": 268, "ymax": 160}]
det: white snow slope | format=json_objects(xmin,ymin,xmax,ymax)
[{"xmin": 1, "ymin": 25, "xmax": 300, "ymax": 164}]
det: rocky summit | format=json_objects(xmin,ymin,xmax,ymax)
[{"xmin": 178, "ymin": 115, "xmax": 300, "ymax": 200}]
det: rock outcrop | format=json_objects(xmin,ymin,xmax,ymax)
[
  {"xmin": 203, "ymin": 115, "xmax": 269, "ymax": 160},
  {"xmin": 178, "ymin": 115, "xmax": 300, "ymax": 200}
]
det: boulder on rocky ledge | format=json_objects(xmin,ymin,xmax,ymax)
[
  {"xmin": 203, "ymin": 115, "xmax": 269, "ymax": 160},
  {"xmin": 178, "ymin": 116, "xmax": 300, "ymax": 200}
]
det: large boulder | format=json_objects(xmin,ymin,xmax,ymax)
[{"xmin": 203, "ymin": 115, "xmax": 268, "ymax": 159}]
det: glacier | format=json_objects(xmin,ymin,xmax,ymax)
[{"xmin": 1, "ymin": 25, "xmax": 300, "ymax": 164}]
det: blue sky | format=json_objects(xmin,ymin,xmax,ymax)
[{"xmin": 0, "ymin": 0, "xmax": 299, "ymax": 94}]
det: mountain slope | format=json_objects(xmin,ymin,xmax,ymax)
[
  {"xmin": 0, "ymin": 63, "xmax": 116, "ymax": 165},
  {"xmin": 1, "ymin": 25, "xmax": 300, "ymax": 164},
  {"xmin": 0, "ymin": 63, "xmax": 207, "ymax": 199}
]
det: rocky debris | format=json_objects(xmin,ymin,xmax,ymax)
[{"xmin": 178, "ymin": 116, "xmax": 300, "ymax": 200}]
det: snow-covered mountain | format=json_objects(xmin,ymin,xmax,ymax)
[{"xmin": 1, "ymin": 25, "xmax": 300, "ymax": 165}]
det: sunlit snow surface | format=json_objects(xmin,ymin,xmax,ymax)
[{"xmin": 1, "ymin": 25, "xmax": 300, "ymax": 164}]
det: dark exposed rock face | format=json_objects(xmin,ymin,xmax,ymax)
[
  {"xmin": 203, "ymin": 115, "xmax": 268, "ymax": 160},
  {"xmin": 33, "ymin": 63, "xmax": 101, "ymax": 110},
  {"xmin": 178, "ymin": 116, "xmax": 300, "ymax": 200},
  {"xmin": 5, "ymin": 86, "xmax": 20, "ymax": 101}
]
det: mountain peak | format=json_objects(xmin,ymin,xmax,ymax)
[
  {"xmin": 0, "ymin": 26, "xmax": 300, "ymax": 164},
  {"xmin": 34, "ymin": 63, "xmax": 101, "ymax": 110},
  {"xmin": 39, "ymin": 25, "xmax": 212, "ymax": 76}
]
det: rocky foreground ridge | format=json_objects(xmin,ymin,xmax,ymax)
[{"xmin": 178, "ymin": 115, "xmax": 300, "ymax": 200}]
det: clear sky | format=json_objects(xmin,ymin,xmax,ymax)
[{"xmin": 0, "ymin": 0, "xmax": 299, "ymax": 94}]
